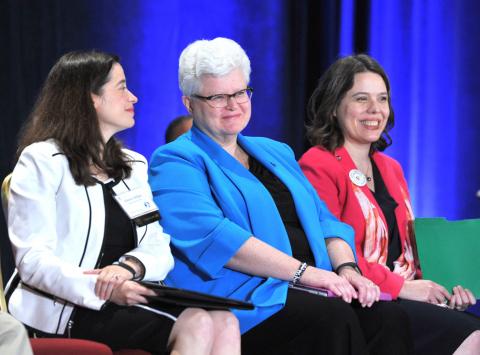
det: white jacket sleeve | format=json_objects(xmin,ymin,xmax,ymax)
[{"xmin": 8, "ymin": 143, "xmax": 104, "ymax": 310}]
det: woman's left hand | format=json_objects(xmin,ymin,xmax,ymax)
[
  {"xmin": 84, "ymin": 265, "xmax": 134, "ymax": 300},
  {"xmin": 449, "ymin": 285, "xmax": 476, "ymax": 311},
  {"xmin": 339, "ymin": 268, "xmax": 380, "ymax": 307}
]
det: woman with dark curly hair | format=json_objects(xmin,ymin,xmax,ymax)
[{"xmin": 299, "ymin": 53, "xmax": 480, "ymax": 354}]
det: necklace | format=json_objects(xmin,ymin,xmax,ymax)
[
  {"xmin": 353, "ymin": 160, "xmax": 373, "ymax": 183},
  {"xmin": 364, "ymin": 161, "xmax": 373, "ymax": 182}
]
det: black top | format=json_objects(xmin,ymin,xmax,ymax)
[
  {"xmin": 370, "ymin": 160, "xmax": 402, "ymax": 270},
  {"xmin": 248, "ymin": 156, "xmax": 315, "ymax": 265},
  {"xmin": 98, "ymin": 180, "xmax": 136, "ymax": 268}
]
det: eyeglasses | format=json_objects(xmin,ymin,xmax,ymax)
[{"xmin": 192, "ymin": 87, "xmax": 253, "ymax": 108}]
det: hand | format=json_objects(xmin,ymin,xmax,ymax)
[
  {"xmin": 399, "ymin": 279, "xmax": 451, "ymax": 305},
  {"xmin": 109, "ymin": 280, "xmax": 157, "ymax": 306},
  {"xmin": 84, "ymin": 265, "xmax": 134, "ymax": 300},
  {"xmin": 339, "ymin": 268, "xmax": 380, "ymax": 307},
  {"xmin": 449, "ymin": 286, "xmax": 476, "ymax": 311},
  {"xmin": 301, "ymin": 266, "xmax": 358, "ymax": 303}
]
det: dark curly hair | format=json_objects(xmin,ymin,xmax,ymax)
[
  {"xmin": 16, "ymin": 50, "xmax": 132, "ymax": 186},
  {"xmin": 306, "ymin": 54, "xmax": 394, "ymax": 153}
]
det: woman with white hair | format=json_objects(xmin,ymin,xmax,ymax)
[{"xmin": 149, "ymin": 37, "xmax": 414, "ymax": 354}]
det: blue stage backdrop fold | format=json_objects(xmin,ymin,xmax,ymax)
[{"xmin": 368, "ymin": 0, "xmax": 480, "ymax": 219}]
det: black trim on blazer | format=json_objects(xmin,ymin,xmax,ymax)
[
  {"xmin": 78, "ymin": 186, "xmax": 93, "ymax": 267},
  {"xmin": 55, "ymin": 186, "xmax": 93, "ymax": 335}
]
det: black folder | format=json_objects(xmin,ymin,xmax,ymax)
[{"xmin": 138, "ymin": 281, "xmax": 254, "ymax": 311}]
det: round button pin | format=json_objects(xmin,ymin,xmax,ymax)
[{"xmin": 349, "ymin": 169, "xmax": 367, "ymax": 187}]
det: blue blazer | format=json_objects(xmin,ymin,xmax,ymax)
[{"xmin": 149, "ymin": 126, "xmax": 355, "ymax": 333}]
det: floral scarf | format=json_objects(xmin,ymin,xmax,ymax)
[{"xmin": 353, "ymin": 184, "xmax": 417, "ymax": 280}]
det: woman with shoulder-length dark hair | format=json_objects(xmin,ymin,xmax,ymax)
[
  {"xmin": 6, "ymin": 50, "xmax": 241, "ymax": 354},
  {"xmin": 299, "ymin": 53, "xmax": 480, "ymax": 354}
]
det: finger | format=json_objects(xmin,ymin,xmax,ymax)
[
  {"xmin": 464, "ymin": 289, "xmax": 476, "ymax": 305},
  {"xmin": 133, "ymin": 295, "xmax": 149, "ymax": 305},
  {"xmin": 438, "ymin": 285, "xmax": 451, "ymax": 300},
  {"xmin": 105, "ymin": 274, "xmax": 126, "ymax": 300},
  {"xmin": 328, "ymin": 284, "xmax": 342, "ymax": 298},
  {"xmin": 361, "ymin": 287, "xmax": 371, "ymax": 307},
  {"xmin": 126, "ymin": 291, "xmax": 151, "ymax": 305},
  {"xmin": 338, "ymin": 283, "xmax": 353, "ymax": 303},
  {"xmin": 433, "ymin": 286, "xmax": 450, "ymax": 304},
  {"xmin": 456, "ymin": 286, "xmax": 471, "ymax": 305},
  {"xmin": 104, "ymin": 282, "xmax": 117, "ymax": 301},
  {"xmin": 84, "ymin": 269, "xmax": 101, "ymax": 274},
  {"xmin": 451, "ymin": 287, "xmax": 466, "ymax": 309},
  {"xmin": 357, "ymin": 285, "xmax": 366, "ymax": 305},
  {"xmin": 346, "ymin": 281, "xmax": 358, "ymax": 299},
  {"xmin": 374, "ymin": 285, "xmax": 381, "ymax": 303},
  {"xmin": 433, "ymin": 293, "xmax": 448, "ymax": 306},
  {"xmin": 94, "ymin": 276, "xmax": 110, "ymax": 297},
  {"xmin": 453, "ymin": 294, "xmax": 466, "ymax": 311},
  {"xmin": 454, "ymin": 290, "xmax": 463, "ymax": 308},
  {"xmin": 367, "ymin": 286, "xmax": 379, "ymax": 307},
  {"xmin": 333, "ymin": 282, "xmax": 348, "ymax": 302},
  {"xmin": 100, "ymin": 275, "xmax": 120, "ymax": 300},
  {"xmin": 362, "ymin": 284, "xmax": 374, "ymax": 307},
  {"xmin": 367, "ymin": 285, "xmax": 377, "ymax": 307},
  {"xmin": 123, "ymin": 282, "xmax": 154, "ymax": 296},
  {"xmin": 99, "ymin": 278, "xmax": 112, "ymax": 300},
  {"xmin": 136, "ymin": 287, "xmax": 157, "ymax": 297},
  {"xmin": 449, "ymin": 295, "xmax": 457, "ymax": 309},
  {"xmin": 344, "ymin": 283, "xmax": 357, "ymax": 302}
]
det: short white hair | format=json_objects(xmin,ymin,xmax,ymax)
[{"xmin": 178, "ymin": 37, "xmax": 251, "ymax": 96}]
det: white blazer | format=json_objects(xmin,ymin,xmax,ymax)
[{"xmin": 6, "ymin": 140, "xmax": 174, "ymax": 334}]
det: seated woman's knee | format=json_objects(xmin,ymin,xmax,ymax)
[
  {"xmin": 212, "ymin": 310, "xmax": 240, "ymax": 334},
  {"xmin": 179, "ymin": 308, "xmax": 215, "ymax": 340}
]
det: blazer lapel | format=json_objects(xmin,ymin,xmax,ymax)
[
  {"xmin": 190, "ymin": 127, "xmax": 290, "ymax": 251},
  {"xmin": 239, "ymin": 136, "xmax": 321, "ymax": 252}
]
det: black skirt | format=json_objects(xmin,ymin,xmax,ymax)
[{"xmin": 71, "ymin": 302, "xmax": 184, "ymax": 354}]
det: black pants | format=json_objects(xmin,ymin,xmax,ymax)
[
  {"xmin": 397, "ymin": 299, "xmax": 480, "ymax": 355},
  {"xmin": 242, "ymin": 288, "xmax": 413, "ymax": 355}
]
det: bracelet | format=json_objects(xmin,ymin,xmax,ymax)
[
  {"xmin": 120, "ymin": 255, "xmax": 146, "ymax": 280},
  {"xmin": 292, "ymin": 262, "xmax": 308, "ymax": 285},
  {"xmin": 335, "ymin": 262, "xmax": 362, "ymax": 275},
  {"xmin": 113, "ymin": 261, "xmax": 138, "ymax": 280}
]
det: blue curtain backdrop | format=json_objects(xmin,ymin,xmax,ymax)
[
  {"xmin": 1, "ymin": 0, "xmax": 480, "ymax": 280},
  {"xmin": 118, "ymin": 1, "xmax": 291, "ymax": 158},
  {"xmin": 368, "ymin": 0, "xmax": 480, "ymax": 219}
]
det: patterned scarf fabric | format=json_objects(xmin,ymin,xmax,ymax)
[{"xmin": 353, "ymin": 184, "xmax": 417, "ymax": 280}]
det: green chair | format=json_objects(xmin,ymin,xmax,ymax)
[{"xmin": 415, "ymin": 217, "xmax": 480, "ymax": 296}]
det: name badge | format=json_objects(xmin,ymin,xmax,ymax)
[{"xmin": 113, "ymin": 188, "xmax": 161, "ymax": 227}]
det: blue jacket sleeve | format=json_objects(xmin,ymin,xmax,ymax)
[{"xmin": 148, "ymin": 148, "xmax": 251, "ymax": 279}]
